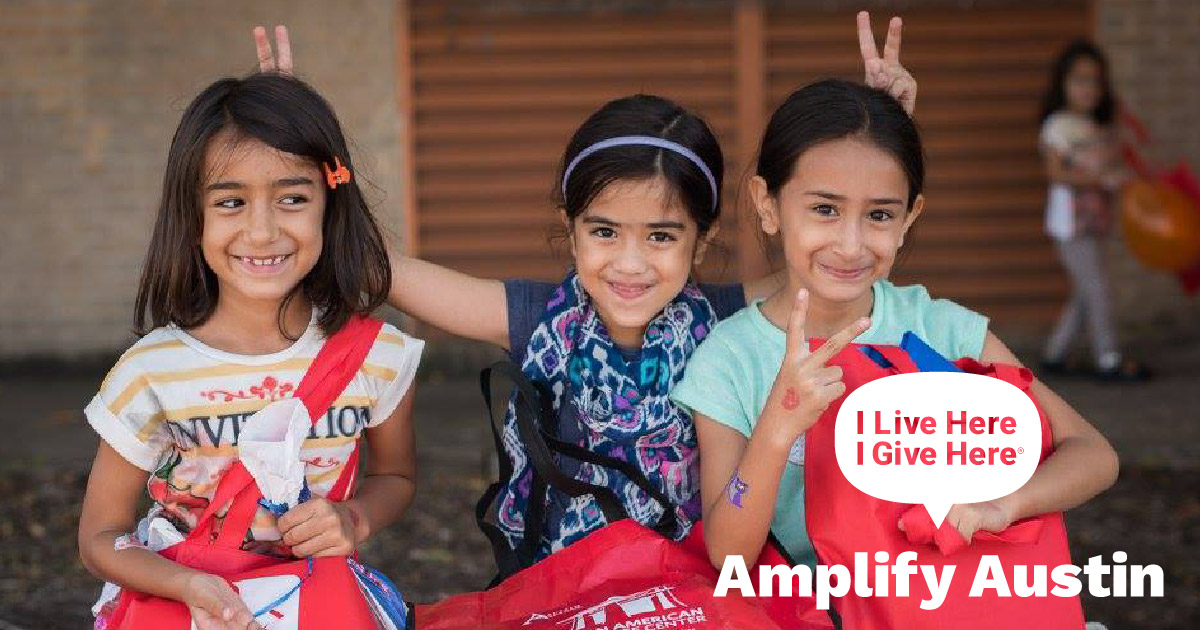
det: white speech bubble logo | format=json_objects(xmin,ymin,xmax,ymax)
[{"xmin": 833, "ymin": 372, "xmax": 1042, "ymax": 526}]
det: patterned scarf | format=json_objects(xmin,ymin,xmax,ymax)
[{"xmin": 495, "ymin": 271, "xmax": 716, "ymax": 558}]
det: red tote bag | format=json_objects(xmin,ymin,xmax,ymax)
[
  {"xmin": 416, "ymin": 360, "xmax": 833, "ymax": 630},
  {"xmin": 804, "ymin": 340, "xmax": 1084, "ymax": 629},
  {"xmin": 108, "ymin": 316, "xmax": 386, "ymax": 630},
  {"xmin": 416, "ymin": 519, "xmax": 833, "ymax": 630}
]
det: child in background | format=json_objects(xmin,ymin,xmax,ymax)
[
  {"xmin": 1039, "ymin": 40, "xmax": 1149, "ymax": 380},
  {"xmin": 671, "ymin": 79, "xmax": 1119, "ymax": 570},
  {"xmin": 78, "ymin": 73, "xmax": 422, "ymax": 629}
]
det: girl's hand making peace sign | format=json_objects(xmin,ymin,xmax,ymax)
[
  {"xmin": 764, "ymin": 289, "xmax": 870, "ymax": 446},
  {"xmin": 857, "ymin": 11, "xmax": 918, "ymax": 115},
  {"xmin": 254, "ymin": 25, "xmax": 293, "ymax": 74},
  {"xmin": 253, "ymin": 13, "xmax": 917, "ymax": 115}
]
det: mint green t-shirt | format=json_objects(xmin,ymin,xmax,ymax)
[{"xmin": 669, "ymin": 279, "xmax": 989, "ymax": 566}]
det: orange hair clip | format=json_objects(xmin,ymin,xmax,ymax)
[{"xmin": 324, "ymin": 157, "xmax": 352, "ymax": 189}]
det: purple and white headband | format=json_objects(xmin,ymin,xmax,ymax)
[{"xmin": 560, "ymin": 135, "xmax": 719, "ymax": 211}]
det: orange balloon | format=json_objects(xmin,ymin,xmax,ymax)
[{"xmin": 1121, "ymin": 178, "xmax": 1200, "ymax": 271}]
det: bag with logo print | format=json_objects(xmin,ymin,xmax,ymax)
[
  {"xmin": 413, "ymin": 361, "xmax": 833, "ymax": 630},
  {"xmin": 803, "ymin": 333, "xmax": 1083, "ymax": 629},
  {"xmin": 107, "ymin": 316, "xmax": 409, "ymax": 630}
]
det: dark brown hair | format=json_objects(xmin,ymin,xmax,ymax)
[
  {"xmin": 557, "ymin": 94, "xmax": 724, "ymax": 235},
  {"xmin": 1040, "ymin": 40, "xmax": 1115, "ymax": 126},
  {"xmin": 758, "ymin": 79, "xmax": 924, "ymax": 208},
  {"xmin": 134, "ymin": 73, "xmax": 391, "ymax": 337}
]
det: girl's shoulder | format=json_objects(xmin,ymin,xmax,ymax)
[
  {"xmin": 697, "ymin": 282, "xmax": 747, "ymax": 320},
  {"xmin": 504, "ymin": 279, "xmax": 557, "ymax": 362},
  {"xmin": 690, "ymin": 303, "xmax": 779, "ymax": 368},
  {"xmin": 364, "ymin": 320, "xmax": 424, "ymax": 357},
  {"xmin": 88, "ymin": 326, "xmax": 203, "ymax": 471},
  {"xmin": 360, "ymin": 320, "xmax": 425, "ymax": 384},
  {"xmin": 356, "ymin": 320, "xmax": 424, "ymax": 427},
  {"xmin": 705, "ymin": 302, "xmax": 762, "ymax": 340},
  {"xmin": 872, "ymin": 280, "xmax": 989, "ymax": 360},
  {"xmin": 100, "ymin": 325, "xmax": 201, "ymax": 385}
]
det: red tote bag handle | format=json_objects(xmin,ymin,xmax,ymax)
[{"xmin": 183, "ymin": 316, "xmax": 383, "ymax": 549}]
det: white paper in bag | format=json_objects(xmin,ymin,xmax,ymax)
[{"xmin": 237, "ymin": 398, "xmax": 312, "ymax": 512}]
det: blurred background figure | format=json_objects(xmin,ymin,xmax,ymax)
[{"xmin": 1037, "ymin": 40, "xmax": 1150, "ymax": 380}]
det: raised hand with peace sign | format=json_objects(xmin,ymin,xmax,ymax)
[
  {"xmin": 254, "ymin": 25, "xmax": 293, "ymax": 75},
  {"xmin": 858, "ymin": 10, "xmax": 918, "ymax": 115},
  {"xmin": 764, "ymin": 288, "xmax": 870, "ymax": 444},
  {"xmin": 256, "ymin": 13, "xmax": 916, "ymax": 113}
]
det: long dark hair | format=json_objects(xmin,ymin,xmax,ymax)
[
  {"xmin": 134, "ymin": 73, "xmax": 391, "ymax": 337},
  {"xmin": 1040, "ymin": 39, "xmax": 1115, "ymax": 125},
  {"xmin": 758, "ymin": 79, "xmax": 924, "ymax": 209},
  {"xmin": 556, "ymin": 94, "xmax": 724, "ymax": 235}
]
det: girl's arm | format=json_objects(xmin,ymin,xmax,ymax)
[
  {"xmin": 250, "ymin": 30, "xmax": 511, "ymax": 349},
  {"xmin": 1043, "ymin": 150, "xmax": 1113, "ymax": 188},
  {"xmin": 695, "ymin": 412, "xmax": 793, "ymax": 568},
  {"xmin": 939, "ymin": 332, "xmax": 1119, "ymax": 539},
  {"xmin": 388, "ymin": 251, "xmax": 510, "ymax": 349},
  {"xmin": 698, "ymin": 290, "xmax": 868, "ymax": 568},
  {"xmin": 279, "ymin": 385, "xmax": 417, "ymax": 555},
  {"xmin": 78, "ymin": 444, "xmax": 259, "ymax": 630}
]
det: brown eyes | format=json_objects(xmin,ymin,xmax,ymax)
[{"xmin": 587, "ymin": 227, "xmax": 678, "ymax": 244}]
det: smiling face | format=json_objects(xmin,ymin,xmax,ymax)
[
  {"xmin": 754, "ymin": 136, "xmax": 922, "ymax": 308},
  {"xmin": 199, "ymin": 131, "xmax": 325, "ymax": 309},
  {"xmin": 568, "ymin": 177, "xmax": 709, "ymax": 348}
]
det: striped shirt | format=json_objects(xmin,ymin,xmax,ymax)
[{"xmin": 85, "ymin": 312, "xmax": 422, "ymax": 555}]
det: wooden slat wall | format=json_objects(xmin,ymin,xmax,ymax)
[
  {"xmin": 765, "ymin": 5, "xmax": 1089, "ymax": 322},
  {"xmin": 409, "ymin": 2, "xmax": 737, "ymax": 281},
  {"xmin": 406, "ymin": 1, "xmax": 1089, "ymax": 323}
]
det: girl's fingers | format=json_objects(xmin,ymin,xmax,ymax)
[
  {"xmin": 274, "ymin": 25, "xmax": 293, "ymax": 74},
  {"xmin": 956, "ymin": 520, "xmax": 976, "ymax": 544},
  {"xmin": 883, "ymin": 16, "xmax": 903, "ymax": 64},
  {"xmin": 291, "ymin": 530, "xmax": 336, "ymax": 558},
  {"xmin": 280, "ymin": 512, "xmax": 324, "ymax": 547},
  {"xmin": 813, "ymin": 365, "xmax": 844, "ymax": 386},
  {"xmin": 224, "ymin": 604, "xmax": 259, "ymax": 630},
  {"xmin": 253, "ymin": 26, "xmax": 275, "ymax": 72},
  {"xmin": 785, "ymin": 289, "xmax": 811, "ymax": 359},
  {"xmin": 808, "ymin": 316, "xmax": 870, "ymax": 367},
  {"xmin": 856, "ymin": 11, "xmax": 880, "ymax": 64},
  {"xmin": 312, "ymin": 539, "xmax": 352, "ymax": 558},
  {"xmin": 191, "ymin": 607, "xmax": 225, "ymax": 630},
  {"xmin": 824, "ymin": 380, "xmax": 847, "ymax": 404},
  {"xmin": 277, "ymin": 498, "xmax": 322, "ymax": 532}
]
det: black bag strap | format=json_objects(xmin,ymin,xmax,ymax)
[
  {"xmin": 474, "ymin": 360, "xmax": 686, "ymax": 582},
  {"xmin": 476, "ymin": 361, "xmax": 624, "ymax": 580},
  {"xmin": 488, "ymin": 361, "xmax": 684, "ymax": 536},
  {"xmin": 485, "ymin": 362, "xmax": 629, "ymax": 518}
]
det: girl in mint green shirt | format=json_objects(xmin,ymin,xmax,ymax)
[{"xmin": 671, "ymin": 79, "xmax": 1119, "ymax": 570}]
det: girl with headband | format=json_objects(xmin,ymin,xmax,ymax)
[{"xmin": 255, "ymin": 12, "xmax": 915, "ymax": 560}]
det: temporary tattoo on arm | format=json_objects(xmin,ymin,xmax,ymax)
[
  {"xmin": 726, "ymin": 470, "xmax": 749, "ymax": 508},
  {"xmin": 782, "ymin": 387, "xmax": 800, "ymax": 410}
]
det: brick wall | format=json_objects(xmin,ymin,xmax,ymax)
[
  {"xmin": 0, "ymin": 0, "xmax": 404, "ymax": 359},
  {"xmin": 1095, "ymin": 0, "xmax": 1200, "ymax": 340}
]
